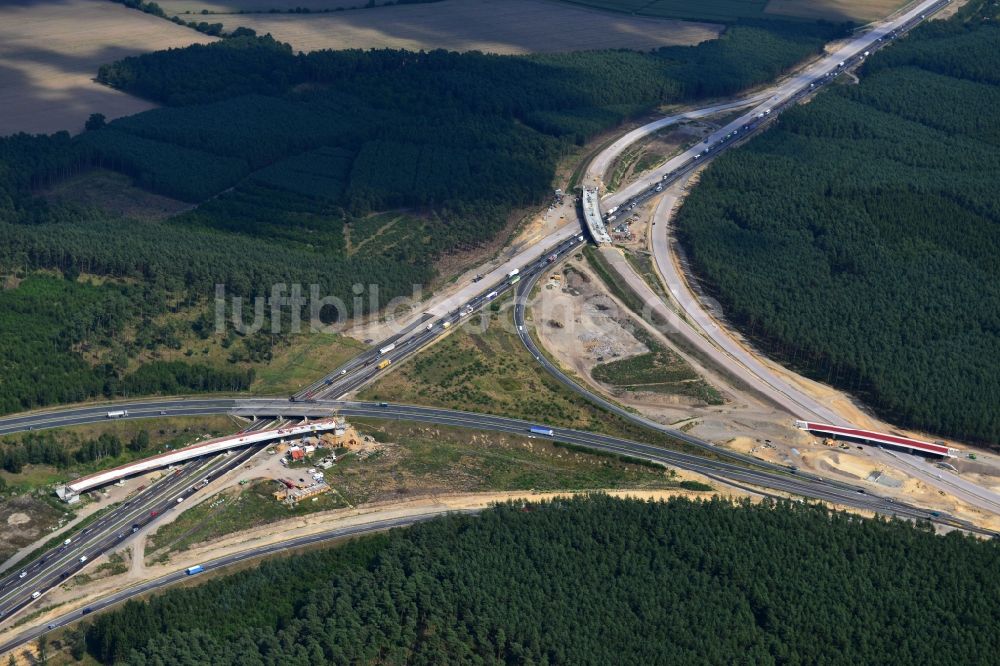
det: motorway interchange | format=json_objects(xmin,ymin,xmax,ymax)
[
  {"xmin": 0, "ymin": 0, "xmax": 983, "ymax": 647},
  {"xmin": 0, "ymin": 445, "xmax": 260, "ymax": 624}
]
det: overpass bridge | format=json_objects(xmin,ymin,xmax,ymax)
[
  {"xmin": 796, "ymin": 421, "xmax": 959, "ymax": 458},
  {"xmin": 581, "ymin": 187, "xmax": 611, "ymax": 245},
  {"xmin": 57, "ymin": 419, "xmax": 344, "ymax": 501}
]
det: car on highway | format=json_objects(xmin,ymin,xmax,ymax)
[
  {"xmin": 79, "ymin": 555, "xmax": 87, "ymax": 563},
  {"xmin": 18, "ymin": 571, "xmax": 26, "ymax": 579},
  {"xmin": 82, "ymin": 607, "xmax": 93, "ymax": 615},
  {"xmin": 150, "ymin": 511, "xmax": 158, "ymax": 517},
  {"xmin": 31, "ymin": 591, "xmax": 40, "ymax": 599},
  {"xmin": 63, "ymin": 538, "xmax": 71, "ymax": 546}
]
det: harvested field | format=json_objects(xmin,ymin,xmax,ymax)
[
  {"xmin": 764, "ymin": 0, "xmax": 910, "ymax": 22},
  {"xmin": 558, "ymin": 0, "xmax": 907, "ymax": 22},
  {"xmin": 159, "ymin": 0, "xmax": 377, "ymax": 11},
  {"xmin": 0, "ymin": 0, "xmax": 215, "ymax": 137},
  {"xmin": 216, "ymin": 0, "xmax": 723, "ymax": 55}
]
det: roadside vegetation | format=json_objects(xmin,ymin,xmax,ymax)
[
  {"xmin": 358, "ymin": 302, "xmax": 711, "ymax": 456},
  {"xmin": 143, "ymin": 419, "xmax": 687, "ymax": 558},
  {"xmin": 592, "ymin": 325, "xmax": 723, "ymax": 404},
  {"xmin": 0, "ymin": 20, "xmax": 845, "ymax": 414},
  {"xmin": 143, "ymin": 481, "xmax": 348, "ymax": 562},
  {"xmin": 82, "ymin": 495, "xmax": 1000, "ymax": 664},
  {"xmin": 675, "ymin": 1, "xmax": 1000, "ymax": 446},
  {"xmin": 0, "ymin": 495, "xmax": 71, "ymax": 565},
  {"xmin": 0, "ymin": 416, "xmax": 239, "ymax": 490},
  {"xmin": 334, "ymin": 419, "xmax": 683, "ymax": 504}
]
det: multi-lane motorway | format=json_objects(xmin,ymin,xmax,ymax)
[
  {"xmin": 0, "ymin": 0, "xmax": 977, "ymax": 647},
  {"xmin": 290, "ymin": 233, "xmax": 587, "ymax": 402},
  {"xmin": 0, "ymin": 444, "xmax": 261, "ymax": 622},
  {"xmin": 0, "ymin": 511, "xmax": 462, "ymax": 656},
  {"xmin": 1, "ymin": 398, "xmax": 992, "ymax": 537}
]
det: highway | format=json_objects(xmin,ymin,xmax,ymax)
[
  {"xmin": 1, "ymin": 398, "xmax": 992, "ymax": 537},
  {"xmin": 646, "ymin": 193, "xmax": 845, "ymax": 424},
  {"xmin": 0, "ymin": 511, "xmax": 463, "ymax": 656},
  {"xmin": 0, "ymin": 393, "xmax": 994, "ymax": 647},
  {"xmin": 290, "ymin": 232, "xmax": 587, "ymax": 402},
  {"xmin": 0, "ymin": 445, "xmax": 261, "ymax": 622},
  {"xmin": 602, "ymin": 0, "xmax": 952, "ymax": 213},
  {"xmin": 0, "ymin": 0, "xmax": 976, "ymax": 642}
]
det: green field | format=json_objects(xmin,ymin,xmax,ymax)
[{"xmin": 251, "ymin": 332, "xmax": 364, "ymax": 395}]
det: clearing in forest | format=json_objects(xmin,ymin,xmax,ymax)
[
  {"xmin": 0, "ymin": 0, "xmax": 214, "ymax": 137},
  {"xmin": 215, "ymin": 0, "xmax": 723, "ymax": 54}
]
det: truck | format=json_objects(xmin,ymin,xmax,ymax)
[
  {"xmin": 486, "ymin": 291, "xmax": 498, "ymax": 299},
  {"xmin": 509, "ymin": 275, "xmax": 521, "ymax": 285},
  {"xmin": 529, "ymin": 426, "xmax": 554, "ymax": 437},
  {"xmin": 186, "ymin": 565, "xmax": 204, "ymax": 576},
  {"xmin": 508, "ymin": 268, "xmax": 520, "ymax": 278},
  {"xmin": 378, "ymin": 343, "xmax": 396, "ymax": 355},
  {"xmin": 442, "ymin": 321, "xmax": 451, "ymax": 329},
  {"xmin": 106, "ymin": 410, "xmax": 128, "ymax": 419},
  {"xmin": 377, "ymin": 359, "xmax": 392, "ymax": 370}
]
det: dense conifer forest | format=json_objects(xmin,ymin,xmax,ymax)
[
  {"xmin": 0, "ymin": 19, "xmax": 843, "ymax": 413},
  {"xmin": 79, "ymin": 495, "xmax": 1000, "ymax": 664},
  {"xmin": 675, "ymin": 3, "xmax": 1000, "ymax": 445}
]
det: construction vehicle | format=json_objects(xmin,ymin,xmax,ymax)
[{"xmin": 377, "ymin": 359, "xmax": 392, "ymax": 370}]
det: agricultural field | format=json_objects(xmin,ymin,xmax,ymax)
[
  {"xmin": 558, "ymin": 0, "xmax": 908, "ymax": 22},
  {"xmin": 158, "ymin": 0, "xmax": 381, "ymax": 12},
  {"xmin": 764, "ymin": 0, "xmax": 910, "ymax": 22},
  {"xmin": 215, "ymin": 0, "xmax": 723, "ymax": 54},
  {"xmin": 0, "ymin": 0, "xmax": 214, "ymax": 136}
]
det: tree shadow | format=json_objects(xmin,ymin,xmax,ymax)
[{"xmin": 0, "ymin": 0, "xmax": 211, "ymax": 136}]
